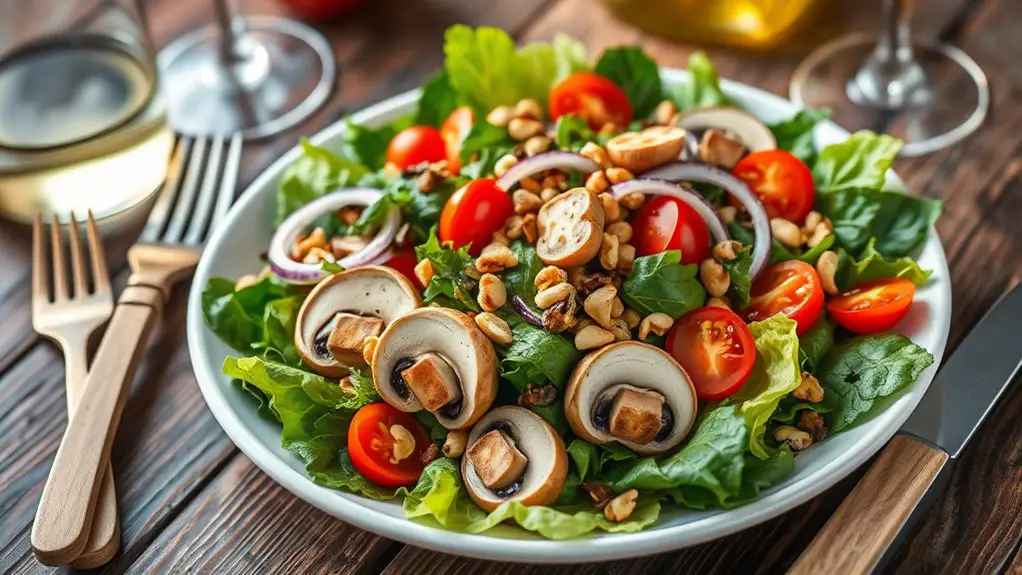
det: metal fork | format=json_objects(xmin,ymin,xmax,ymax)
[
  {"xmin": 32, "ymin": 134, "xmax": 243, "ymax": 565},
  {"xmin": 31, "ymin": 212, "xmax": 119, "ymax": 568}
]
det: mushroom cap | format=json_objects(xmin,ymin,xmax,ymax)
[
  {"xmin": 462, "ymin": 406, "xmax": 569, "ymax": 512},
  {"xmin": 536, "ymin": 188, "xmax": 605, "ymax": 268},
  {"xmin": 372, "ymin": 307, "xmax": 498, "ymax": 430},
  {"xmin": 674, "ymin": 106, "xmax": 776, "ymax": 152},
  {"xmin": 564, "ymin": 341, "xmax": 698, "ymax": 455},
  {"xmin": 294, "ymin": 266, "xmax": 421, "ymax": 378}
]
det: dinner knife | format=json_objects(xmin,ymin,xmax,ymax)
[{"xmin": 790, "ymin": 281, "xmax": 1022, "ymax": 575}]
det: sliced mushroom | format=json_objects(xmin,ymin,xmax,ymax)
[
  {"xmin": 372, "ymin": 307, "xmax": 498, "ymax": 430},
  {"xmin": 462, "ymin": 406, "xmax": 568, "ymax": 512},
  {"xmin": 295, "ymin": 266, "xmax": 421, "ymax": 378},
  {"xmin": 674, "ymin": 106, "xmax": 776, "ymax": 155},
  {"xmin": 606, "ymin": 126, "xmax": 688, "ymax": 173},
  {"xmin": 565, "ymin": 341, "xmax": 697, "ymax": 455},
  {"xmin": 536, "ymin": 187, "xmax": 605, "ymax": 268}
]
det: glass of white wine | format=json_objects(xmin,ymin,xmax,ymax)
[{"xmin": 0, "ymin": 0, "xmax": 175, "ymax": 224}]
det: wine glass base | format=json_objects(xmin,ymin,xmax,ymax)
[
  {"xmin": 790, "ymin": 33, "xmax": 989, "ymax": 157},
  {"xmin": 158, "ymin": 15, "xmax": 336, "ymax": 141}
]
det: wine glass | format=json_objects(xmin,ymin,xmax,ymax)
[
  {"xmin": 789, "ymin": 0, "xmax": 989, "ymax": 156},
  {"xmin": 157, "ymin": 0, "xmax": 336, "ymax": 140}
]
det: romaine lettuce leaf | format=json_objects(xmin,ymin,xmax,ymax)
[
  {"xmin": 415, "ymin": 70, "xmax": 460, "ymax": 127},
  {"xmin": 622, "ymin": 250, "xmax": 706, "ymax": 318},
  {"xmin": 201, "ymin": 275, "xmax": 304, "ymax": 365},
  {"xmin": 671, "ymin": 51, "xmax": 732, "ymax": 110},
  {"xmin": 277, "ymin": 140, "xmax": 368, "ymax": 222},
  {"xmin": 403, "ymin": 458, "xmax": 659, "ymax": 538},
  {"xmin": 594, "ymin": 46, "xmax": 663, "ymax": 118},
  {"xmin": 812, "ymin": 131, "xmax": 902, "ymax": 193},
  {"xmin": 731, "ymin": 315, "xmax": 802, "ymax": 460},
  {"xmin": 341, "ymin": 115, "xmax": 413, "ymax": 170}
]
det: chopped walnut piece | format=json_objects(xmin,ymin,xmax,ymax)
[
  {"xmin": 519, "ymin": 383, "xmax": 557, "ymax": 407},
  {"xmin": 797, "ymin": 410, "xmax": 828, "ymax": 442},
  {"xmin": 582, "ymin": 481, "xmax": 615, "ymax": 510}
]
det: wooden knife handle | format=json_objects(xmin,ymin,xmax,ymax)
[
  {"xmin": 790, "ymin": 434, "xmax": 949, "ymax": 575},
  {"xmin": 31, "ymin": 285, "xmax": 161, "ymax": 565}
]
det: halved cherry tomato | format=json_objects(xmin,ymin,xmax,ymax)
[
  {"xmin": 548, "ymin": 72, "xmax": 632, "ymax": 130},
  {"xmin": 631, "ymin": 195, "xmax": 711, "ymax": 264},
  {"xmin": 732, "ymin": 149, "xmax": 815, "ymax": 223},
  {"xmin": 382, "ymin": 247, "xmax": 421, "ymax": 289},
  {"xmin": 743, "ymin": 260, "xmax": 824, "ymax": 335},
  {"xmin": 440, "ymin": 107, "xmax": 474, "ymax": 174},
  {"xmin": 827, "ymin": 277, "xmax": 915, "ymax": 334},
  {"xmin": 667, "ymin": 306, "xmax": 757, "ymax": 400},
  {"xmin": 386, "ymin": 125, "xmax": 446, "ymax": 170},
  {"xmin": 439, "ymin": 178, "xmax": 514, "ymax": 255},
  {"xmin": 348, "ymin": 403, "xmax": 431, "ymax": 488}
]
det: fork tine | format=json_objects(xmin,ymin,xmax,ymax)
[
  {"xmin": 49, "ymin": 214, "xmax": 68, "ymax": 301},
  {"xmin": 211, "ymin": 133, "xmax": 243, "ymax": 230},
  {"xmin": 162, "ymin": 136, "xmax": 208, "ymax": 244},
  {"xmin": 184, "ymin": 135, "xmax": 224, "ymax": 246},
  {"xmin": 86, "ymin": 211, "xmax": 111, "ymax": 294},
  {"xmin": 140, "ymin": 136, "xmax": 191, "ymax": 244},
  {"xmin": 66, "ymin": 212, "xmax": 88, "ymax": 297},
  {"xmin": 32, "ymin": 213, "xmax": 49, "ymax": 305}
]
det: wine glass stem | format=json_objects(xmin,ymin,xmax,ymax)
[{"xmin": 849, "ymin": 0, "xmax": 926, "ymax": 108}]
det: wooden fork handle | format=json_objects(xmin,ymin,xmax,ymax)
[
  {"xmin": 31, "ymin": 285, "xmax": 162, "ymax": 565},
  {"xmin": 789, "ymin": 434, "xmax": 950, "ymax": 575}
]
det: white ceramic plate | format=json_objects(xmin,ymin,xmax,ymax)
[{"xmin": 186, "ymin": 69, "xmax": 951, "ymax": 564}]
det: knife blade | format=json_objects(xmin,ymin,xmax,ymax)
[{"xmin": 791, "ymin": 282, "xmax": 1022, "ymax": 575}]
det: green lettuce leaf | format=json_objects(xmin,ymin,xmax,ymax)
[
  {"xmin": 731, "ymin": 315, "xmax": 802, "ymax": 460},
  {"xmin": 722, "ymin": 244, "xmax": 753, "ymax": 308},
  {"xmin": 341, "ymin": 116, "xmax": 413, "ymax": 170},
  {"xmin": 594, "ymin": 46, "xmax": 663, "ymax": 118},
  {"xmin": 500, "ymin": 241, "xmax": 544, "ymax": 305},
  {"xmin": 671, "ymin": 51, "xmax": 732, "ymax": 110},
  {"xmin": 404, "ymin": 458, "xmax": 660, "ymax": 538},
  {"xmin": 812, "ymin": 131, "xmax": 902, "ymax": 193},
  {"xmin": 837, "ymin": 238, "xmax": 932, "ymax": 290},
  {"xmin": 798, "ymin": 316, "xmax": 835, "ymax": 372},
  {"xmin": 567, "ymin": 439, "xmax": 638, "ymax": 482},
  {"xmin": 816, "ymin": 187, "xmax": 942, "ymax": 258},
  {"xmin": 415, "ymin": 70, "xmax": 460, "ymax": 127},
  {"xmin": 277, "ymin": 140, "xmax": 369, "ymax": 222},
  {"xmin": 201, "ymin": 275, "xmax": 304, "ymax": 364},
  {"xmin": 498, "ymin": 313, "xmax": 582, "ymax": 392},
  {"xmin": 414, "ymin": 231, "xmax": 479, "ymax": 311},
  {"xmin": 817, "ymin": 334, "xmax": 935, "ymax": 432},
  {"xmin": 554, "ymin": 115, "xmax": 601, "ymax": 151},
  {"xmin": 622, "ymin": 250, "xmax": 706, "ymax": 318},
  {"xmin": 459, "ymin": 119, "xmax": 516, "ymax": 162},
  {"xmin": 769, "ymin": 108, "xmax": 830, "ymax": 166}
]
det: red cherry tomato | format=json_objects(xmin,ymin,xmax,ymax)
[
  {"xmin": 382, "ymin": 248, "xmax": 421, "ymax": 289},
  {"xmin": 440, "ymin": 107, "xmax": 474, "ymax": 174},
  {"xmin": 548, "ymin": 72, "xmax": 632, "ymax": 130},
  {"xmin": 631, "ymin": 195, "xmax": 711, "ymax": 264},
  {"xmin": 732, "ymin": 150, "xmax": 815, "ymax": 223},
  {"xmin": 743, "ymin": 260, "xmax": 824, "ymax": 335},
  {"xmin": 279, "ymin": 0, "xmax": 364, "ymax": 20},
  {"xmin": 439, "ymin": 178, "xmax": 514, "ymax": 255},
  {"xmin": 348, "ymin": 403, "xmax": 431, "ymax": 488},
  {"xmin": 827, "ymin": 278, "xmax": 916, "ymax": 334},
  {"xmin": 386, "ymin": 126, "xmax": 446, "ymax": 170},
  {"xmin": 666, "ymin": 306, "xmax": 757, "ymax": 400}
]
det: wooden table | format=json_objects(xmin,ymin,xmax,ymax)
[{"xmin": 2, "ymin": 0, "xmax": 1021, "ymax": 572}]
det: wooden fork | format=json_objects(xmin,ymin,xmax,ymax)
[{"xmin": 31, "ymin": 212, "xmax": 119, "ymax": 568}]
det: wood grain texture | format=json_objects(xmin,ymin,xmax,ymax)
[{"xmin": 789, "ymin": 435, "xmax": 949, "ymax": 574}]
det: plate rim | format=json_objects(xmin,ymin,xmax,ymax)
[{"xmin": 186, "ymin": 68, "xmax": 951, "ymax": 564}]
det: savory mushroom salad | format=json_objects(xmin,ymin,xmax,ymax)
[{"xmin": 202, "ymin": 25, "xmax": 939, "ymax": 538}]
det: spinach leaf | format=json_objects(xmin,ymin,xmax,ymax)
[
  {"xmin": 722, "ymin": 244, "xmax": 753, "ymax": 308},
  {"xmin": 728, "ymin": 221, "xmax": 798, "ymax": 265},
  {"xmin": 812, "ymin": 131, "xmax": 902, "ymax": 193},
  {"xmin": 460, "ymin": 119, "xmax": 516, "ymax": 162},
  {"xmin": 768, "ymin": 108, "xmax": 830, "ymax": 166},
  {"xmin": 414, "ymin": 231, "xmax": 479, "ymax": 311},
  {"xmin": 816, "ymin": 187, "xmax": 942, "ymax": 257},
  {"xmin": 501, "ymin": 241, "xmax": 543, "ymax": 305},
  {"xmin": 798, "ymin": 316, "xmax": 835, "ymax": 372},
  {"xmin": 498, "ymin": 314, "xmax": 582, "ymax": 391},
  {"xmin": 415, "ymin": 70, "xmax": 460, "ymax": 127},
  {"xmin": 670, "ymin": 51, "xmax": 732, "ymax": 110},
  {"xmin": 555, "ymin": 115, "xmax": 601, "ymax": 151},
  {"xmin": 341, "ymin": 116, "xmax": 413, "ymax": 170},
  {"xmin": 798, "ymin": 233, "xmax": 835, "ymax": 265},
  {"xmin": 621, "ymin": 250, "xmax": 706, "ymax": 318},
  {"xmin": 817, "ymin": 334, "xmax": 935, "ymax": 432},
  {"xmin": 837, "ymin": 237, "xmax": 932, "ymax": 290},
  {"xmin": 277, "ymin": 140, "xmax": 368, "ymax": 223},
  {"xmin": 770, "ymin": 397, "xmax": 832, "ymax": 425},
  {"xmin": 594, "ymin": 46, "xmax": 663, "ymax": 118},
  {"xmin": 568, "ymin": 439, "xmax": 638, "ymax": 482}
]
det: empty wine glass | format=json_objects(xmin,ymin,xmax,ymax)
[
  {"xmin": 158, "ymin": 0, "xmax": 336, "ymax": 140},
  {"xmin": 789, "ymin": 0, "xmax": 988, "ymax": 156}
]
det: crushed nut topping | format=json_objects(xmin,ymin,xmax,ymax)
[
  {"xmin": 389, "ymin": 424, "xmax": 416, "ymax": 464},
  {"xmin": 519, "ymin": 383, "xmax": 557, "ymax": 407},
  {"xmin": 583, "ymin": 481, "xmax": 616, "ymax": 509},
  {"xmin": 604, "ymin": 489, "xmax": 638, "ymax": 522},
  {"xmin": 797, "ymin": 410, "xmax": 828, "ymax": 442}
]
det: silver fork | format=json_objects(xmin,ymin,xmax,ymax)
[
  {"xmin": 32, "ymin": 212, "xmax": 119, "ymax": 568},
  {"xmin": 31, "ymin": 133, "xmax": 243, "ymax": 565}
]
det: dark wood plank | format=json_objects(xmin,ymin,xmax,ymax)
[{"xmin": 125, "ymin": 455, "xmax": 394, "ymax": 575}]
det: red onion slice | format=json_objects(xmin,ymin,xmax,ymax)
[
  {"xmin": 268, "ymin": 188, "xmax": 400, "ymax": 285},
  {"xmin": 611, "ymin": 180, "xmax": 730, "ymax": 247},
  {"xmin": 496, "ymin": 151, "xmax": 600, "ymax": 191},
  {"xmin": 640, "ymin": 162, "xmax": 772, "ymax": 278},
  {"xmin": 511, "ymin": 294, "xmax": 544, "ymax": 327}
]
